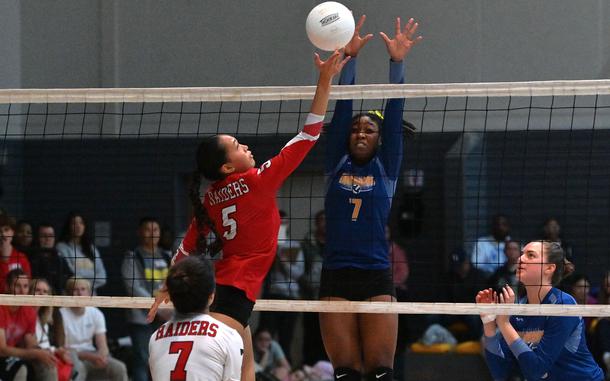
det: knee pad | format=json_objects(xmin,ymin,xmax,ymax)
[
  {"xmin": 366, "ymin": 367, "xmax": 393, "ymax": 381},
  {"xmin": 334, "ymin": 367, "xmax": 361, "ymax": 381}
]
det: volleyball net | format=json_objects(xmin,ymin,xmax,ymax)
[{"xmin": 1, "ymin": 80, "xmax": 610, "ymax": 318}]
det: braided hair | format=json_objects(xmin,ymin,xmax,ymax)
[{"xmin": 189, "ymin": 136, "xmax": 226, "ymax": 257}]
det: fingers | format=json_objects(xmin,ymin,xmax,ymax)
[
  {"xmin": 361, "ymin": 33, "xmax": 374, "ymax": 44},
  {"xmin": 395, "ymin": 17, "xmax": 401, "ymax": 36},
  {"xmin": 355, "ymin": 14, "xmax": 366, "ymax": 33},
  {"xmin": 379, "ymin": 32, "xmax": 391, "ymax": 45},
  {"xmin": 314, "ymin": 52, "xmax": 322, "ymax": 67},
  {"xmin": 147, "ymin": 299, "xmax": 161, "ymax": 323},
  {"xmin": 404, "ymin": 18, "xmax": 416, "ymax": 38}
]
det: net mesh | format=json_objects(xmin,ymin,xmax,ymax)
[{"xmin": 1, "ymin": 80, "xmax": 610, "ymax": 319}]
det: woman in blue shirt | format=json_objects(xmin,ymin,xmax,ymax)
[
  {"xmin": 477, "ymin": 240, "xmax": 603, "ymax": 381},
  {"xmin": 319, "ymin": 15, "xmax": 421, "ymax": 381}
]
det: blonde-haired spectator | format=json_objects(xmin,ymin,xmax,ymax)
[{"xmin": 60, "ymin": 278, "xmax": 127, "ymax": 381}]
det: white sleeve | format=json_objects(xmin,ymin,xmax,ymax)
[
  {"xmin": 92, "ymin": 307, "xmax": 107, "ymax": 334},
  {"xmin": 222, "ymin": 330, "xmax": 244, "ymax": 381}
]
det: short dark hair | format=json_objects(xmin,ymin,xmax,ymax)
[
  {"xmin": 138, "ymin": 216, "xmax": 160, "ymax": 227},
  {"xmin": 6, "ymin": 268, "xmax": 27, "ymax": 288},
  {"xmin": 167, "ymin": 256, "xmax": 215, "ymax": 314},
  {"xmin": 0, "ymin": 214, "xmax": 16, "ymax": 230}
]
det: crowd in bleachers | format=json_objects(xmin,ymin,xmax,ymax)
[{"xmin": 2, "ymin": 207, "xmax": 610, "ymax": 381}]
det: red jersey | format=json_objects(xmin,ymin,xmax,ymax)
[
  {"xmin": 0, "ymin": 305, "xmax": 36, "ymax": 347},
  {"xmin": 0, "ymin": 248, "xmax": 32, "ymax": 293},
  {"xmin": 175, "ymin": 114, "xmax": 323, "ymax": 301}
]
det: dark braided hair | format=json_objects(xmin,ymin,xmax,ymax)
[{"xmin": 189, "ymin": 136, "xmax": 227, "ymax": 257}]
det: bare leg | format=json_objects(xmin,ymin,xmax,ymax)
[
  {"xmin": 319, "ymin": 297, "xmax": 362, "ymax": 371},
  {"xmin": 360, "ymin": 295, "xmax": 397, "ymax": 373}
]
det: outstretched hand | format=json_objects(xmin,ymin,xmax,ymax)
[
  {"xmin": 344, "ymin": 15, "xmax": 373, "ymax": 57},
  {"xmin": 476, "ymin": 288, "xmax": 497, "ymax": 325},
  {"xmin": 314, "ymin": 50, "xmax": 351, "ymax": 79},
  {"xmin": 147, "ymin": 283, "xmax": 170, "ymax": 323},
  {"xmin": 380, "ymin": 17, "xmax": 423, "ymax": 62}
]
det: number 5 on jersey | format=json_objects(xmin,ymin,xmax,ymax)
[{"xmin": 221, "ymin": 205, "xmax": 237, "ymax": 240}]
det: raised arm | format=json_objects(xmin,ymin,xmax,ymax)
[
  {"xmin": 257, "ymin": 50, "xmax": 349, "ymax": 192},
  {"xmin": 379, "ymin": 17, "xmax": 422, "ymax": 178},
  {"xmin": 326, "ymin": 15, "xmax": 373, "ymax": 173}
]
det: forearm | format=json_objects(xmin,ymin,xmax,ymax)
[
  {"xmin": 0, "ymin": 346, "xmax": 40, "ymax": 360},
  {"xmin": 310, "ymin": 74, "xmax": 333, "ymax": 116},
  {"xmin": 496, "ymin": 320, "xmax": 520, "ymax": 345},
  {"xmin": 483, "ymin": 321, "xmax": 498, "ymax": 338}
]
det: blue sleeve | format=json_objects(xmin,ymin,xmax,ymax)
[
  {"xmin": 379, "ymin": 60, "xmax": 406, "ymax": 179},
  {"xmin": 509, "ymin": 316, "xmax": 581, "ymax": 380},
  {"xmin": 325, "ymin": 57, "xmax": 356, "ymax": 174},
  {"xmin": 484, "ymin": 334, "xmax": 516, "ymax": 381}
]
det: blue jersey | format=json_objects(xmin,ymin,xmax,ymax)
[
  {"xmin": 323, "ymin": 58, "xmax": 405, "ymax": 270},
  {"xmin": 484, "ymin": 288, "xmax": 603, "ymax": 381}
]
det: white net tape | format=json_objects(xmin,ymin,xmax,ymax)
[
  {"xmin": 2, "ymin": 79, "xmax": 610, "ymax": 104},
  {"xmin": 1, "ymin": 295, "xmax": 608, "ymax": 317}
]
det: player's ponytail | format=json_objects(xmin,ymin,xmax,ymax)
[
  {"xmin": 189, "ymin": 172, "xmax": 223, "ymax": 257},
  {"xmin": 542, "ymin": 240, "xmax": 572, "ymax": 285}
]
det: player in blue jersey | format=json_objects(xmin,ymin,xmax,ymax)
[
  {"xmin": 476, "ymin": 240, "xmax": 604, "ymax": 381},
  {"xmin": 318, "ymin": 15, "xmax": 421, "ymax": 381}
]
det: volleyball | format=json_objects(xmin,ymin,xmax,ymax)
[{"xmin": 305, "ymin": 2, "xmax": 355, "ymax": 51}]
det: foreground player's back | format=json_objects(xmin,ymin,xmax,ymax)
[{"xmin": 149, "ymin": 313, "xmax": 243, "ymax": 381}]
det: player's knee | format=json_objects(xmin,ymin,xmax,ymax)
[
  {"xmin": 365, "ymin": 367, "xmax": 393, "ymax": 381},
  {"xmin": 334, "ymin": 367, "xmax": 361, "ymax": 381}
]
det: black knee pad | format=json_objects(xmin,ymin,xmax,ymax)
[
  {"xmin": 366, "ymin": 367, "xmax": 393, "ymax": 381},
  {"xmin": 334, "ymin": 367, "xmax": 361, "ymax": 381}
]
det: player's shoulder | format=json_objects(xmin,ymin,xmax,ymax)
[
  {"xmin": 548, "ymin": 288, "xmax": 577, "ymax": 305},
  {"xmin": 206, "ymin": 314, "xmax": 240, "ymax": 336}
]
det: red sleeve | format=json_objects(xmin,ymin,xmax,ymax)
[
  {"xmin": 255, "ymin": 116, "xmax": 323, "ymax": 192},
  {"xmin": 171, "ymin": 217, "xmax": 210, "ymax": 265},
  {"xmin": 21, "ymin": 255, "xmax": 31, "ymax": 276},
  {"xmin": 0, "ymin": 308, "xmax": 8, "ymax": 330}
]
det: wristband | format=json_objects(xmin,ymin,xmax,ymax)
[{"xmin": 481, "ymin": 314, "xmax": 496, "ymax": 324}]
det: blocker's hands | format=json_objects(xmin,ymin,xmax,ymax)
[
  {"xmin": 381, "ymin": 17, "xmax": 423, "ymax": 62},
  {"xmin": 344, "ymin": 15, "xmax": 373, "ymax": 57}
]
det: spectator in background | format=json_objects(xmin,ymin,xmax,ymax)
[
  {"xmin": 30, "ymin": 278, "xmax": 74, "ymax": 381},
  {"xmin": 0, "ymin": 214, "xmax": 31, "ymax": 293},
  {"xmin": 28, "ymin": 223, "xmax": 71, "ymax": 294},
  {"xmin": 488, "ymin": 240, "xmax": 521, "ymax": 294},
  {"xmin": 542, "ymin": 217, "xmax": 574, "ymax": 260},
  {"xmin": 563, "ymin": 273, "xmax": 596, "ymax": 306},
  {"xmin": 13, "ymin": 221, "xmax": 33, "ymax": 257},
  {"xmin": 60, "ymin": 277, "xmax": 128, "ymax": 381},
  {"xmin": 0, "ymin": 269, "xmax": 57, "ymax": 381},
  {"xmin": 593, "ymin": 271, "xmax": 610, "ymax": 376},
  {"xmin": 56, "ymin": 212, "xmax": 106, "ymax": 295},
  {"xmin": 434, "ymin": 247, "xmax": 486, "ymax": 341},
  {"xmin": 121, "ymin": 217, "xmax": 171, "ymax": 381},
  {"xmin": 562, "ymin": 273, "xmax": 597, "ymax": 343},
  {"xmin": 299, "ymin": 210, "xmax": 327, "ymax": 366},
  {"xmin": 253, "ymin": 326, "xmax": 292, "ymax": 381},
  {"xmin": 470, "ymin": 214, "xmax": 511, "ymax": 278},
  {"xmin": 260, "ymin": 210, "xmax": 304, "ymax": 363},
  {"xmin": 387, "ymin": 225, "xmax": 409, "ymax": 381}
]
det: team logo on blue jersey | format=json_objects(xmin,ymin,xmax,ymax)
[{"xmin": 338, "ymin": 174, "xmax": 375, "ymax": 194}]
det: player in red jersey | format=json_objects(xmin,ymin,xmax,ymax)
[{"xmin": 148, "ymin": 50, "xmax": 350, "ymax": 381}]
